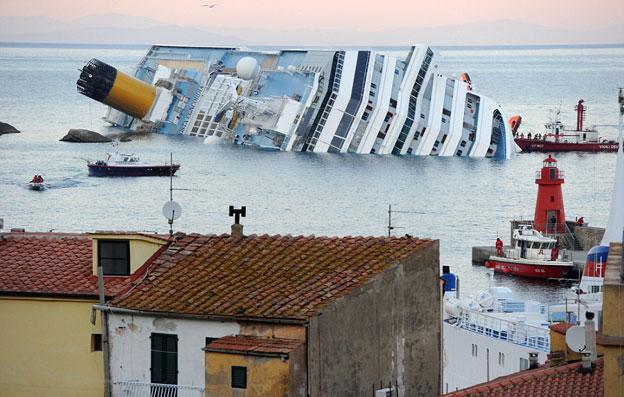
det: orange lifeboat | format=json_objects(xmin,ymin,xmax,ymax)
[
  {"xmin": 459, "ymin": 73, "xmax": 472, "ymax": 90},
  {"xmin": 509, "ymin": 115, "xmax": 522, "ymax": 134}
]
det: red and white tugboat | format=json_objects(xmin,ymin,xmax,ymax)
[
  {"xmin": 485, "ymin": 155, "xmax": 574, "ymax": 279},
  {"xmin": 486, "ymin": 225, "xmax": 573, "ymax": 278},
  {"xmin": 512, "ymin": 99, "xmax": 619, "ymax": 153}
]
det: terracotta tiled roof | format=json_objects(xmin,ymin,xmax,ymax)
[
  {"xmin": 112, "ymin": 233, "xmax": 436, "ymax": 320},
  {"xmin": 550, "ymin": 322, "xmax": 574, "ymax": 335},
  {"xmin": 205, "ymin": 335, "xmax": 303, "ymax": 357},
  {"xmin": 0, "ymin": 233, "xmax": 137, "ymax": 297},
  {"xmin": 444, "ymin": 358, "xmax": 604, "ymax": 397}
]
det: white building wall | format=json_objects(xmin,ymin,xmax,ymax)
[
  {"xmin": 439, "ymin": 82, "xmax": 468, "ymax": 156},
  {"xmin": 443, "ymin": 323, "xmax": 548, "ymax": 393},
  {"xmin": 414, "ymin": 74, "xmax": 446, "ymax": 155},
  {"xmin": 108, "ymin": 313, "xmax": 240, "ymax": 388},
  {"xmin": 378, "ymin": 46, "xmax": 425, "ymax": 155},
  {"xmin": 469, "ymin": 94, "xmax": 495, "ymax": 158},
  {"xmin": 358, "ymin": 57, "xmax": 397, "ymax": 154},
  {"xmin": 314, "ymin": 51, "xmax": 357, "ymax": 152}
]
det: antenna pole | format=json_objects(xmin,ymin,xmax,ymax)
[
  {"xmin": 388, "ymin": 204, "xmax": 392, "ymax": 237},
  {"xmin": 169, "ymin": 152, "xmax": 173, "ymax": 202}
]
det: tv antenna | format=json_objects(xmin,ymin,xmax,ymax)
[
  {"xmin": 387, "ymin": 204, "xmax": 423, "ymax": 237},
  {"xmin": 162, "ymin": 153, "xmax": 182, "ymax": 237}
]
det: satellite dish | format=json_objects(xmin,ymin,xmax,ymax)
[
  {"xmin": 162, "ymin": 200, "xmax": 182, "ymax": 221},
  {"xmin": 565, "ymin": 325, "xmax": 587, "ymax": 352}
]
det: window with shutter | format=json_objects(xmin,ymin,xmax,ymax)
[
  {"xmin": 98, "ymin": 240, "xmax": 130, "ymax": 276},
  {"xmin": 151, "ymin": 333, "xmax": 178, "ymax": 385},
  {"xmin": 231, "ymin": 366, "xmax": 247, "ymax": 389}
]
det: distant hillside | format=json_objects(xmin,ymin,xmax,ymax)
[
  {"xmin": 0, "ymin": 14, "xmax": 245, "ymax": 46},
  {"xmin": 1, "ymin": 14, "xmax": 622, "ymax": 46}
]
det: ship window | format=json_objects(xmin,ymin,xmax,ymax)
[
  {"xmin": 471, "ymin": 344, "xmax": 478, "ymax": 357},
  {"xmin": 520, "ymin": 357, "xmax": 529, "ymax": 371},
  {"xmin": 498, "ymin": 352, "xmax": 505, "ymax": 366}
]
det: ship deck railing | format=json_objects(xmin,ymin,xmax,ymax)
[{"xmin": 451, "ymin": 310, "xmax": 550, "ymax": 352}]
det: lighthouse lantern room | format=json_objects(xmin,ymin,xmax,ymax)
[{"xmin": 534, "ymin": 155, "xmax": 566, "ymax": 234}]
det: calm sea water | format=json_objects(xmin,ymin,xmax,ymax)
[{"xmin": 1, "ymin": 43, "xmax": 623, "ymax": 303}]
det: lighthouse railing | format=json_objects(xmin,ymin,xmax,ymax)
[{"xmin": 535, "ymin": 170, "xmax": 565, "ymax": 179}]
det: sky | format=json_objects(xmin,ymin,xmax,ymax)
[{"xmin": 2, "ymin": 0, "xmax": 623, "ymax": 31}]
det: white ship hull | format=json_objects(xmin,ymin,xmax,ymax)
[
  {"xmin": 443, "ymin": 319, "xmax": 548, "ymax": 393},
  {"xmin": 90, "ymin": 45, "xmax": 514, "ymax": 159}
]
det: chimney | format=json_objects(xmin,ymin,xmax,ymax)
[
  {"xmin": 231, "ymin": 224, "xmax": 244, "ymax": 241},
  {"xmin": 580, "ymin": 352, "xmax": 593, "ymax": 374},
  {"xmin": 584, "ymin": 311, "xmax": 597, "ymax": 361},
  {"xmin": 528, "ymin": 352, "xmax": 539, "ymax": 369},
  {"xmin": 228, "ymin": 206, "xmax": 246, "ymax": 242}
]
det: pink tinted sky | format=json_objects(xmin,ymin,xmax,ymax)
[{"xmin": 2, "ymin": 0, "xmax": 623, "ymax": 30}]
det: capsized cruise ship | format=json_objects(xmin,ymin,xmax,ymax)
[{"xmin": 77, "ymin": 45, "xmax": 514, "ymax": 158}]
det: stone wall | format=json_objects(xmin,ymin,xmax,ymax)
[
  {"xmin": 307, "ymin": 241, "xmax": 440, "ymax": 397},
  {"xmin": 574, "ymin": 226, "xmax": 605, "ymax": 250}
]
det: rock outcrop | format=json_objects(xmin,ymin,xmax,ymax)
[
  {"xmin": 60, "ymin": 129, "xmax": 112, "ymax": 143},
  {"xmin": 0, "ymin": 122, "xmax": 20, "ymax": 135}
]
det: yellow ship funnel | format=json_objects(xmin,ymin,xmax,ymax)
[{"xmin": 77, "ymin": 59, "xmax": 156, "ymax": 120}]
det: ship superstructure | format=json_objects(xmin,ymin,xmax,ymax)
[{"xmin": 77, "ymin": 45, "xmax": 514, "ymax": 158}]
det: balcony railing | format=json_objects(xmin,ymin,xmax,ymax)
[
  {"xmin": 453, "ymin": 310, "xmax": 550, "ymax": 352},
  {"xmin": 113, "ymin": 381, "xmax": 204, "ymax": 397}
]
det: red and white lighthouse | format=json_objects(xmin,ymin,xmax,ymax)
[{"xmin": 534, "ymin": 155, "xmax": 566, "ymax": 234}]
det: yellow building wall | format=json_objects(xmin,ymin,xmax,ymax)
[
  {"xmin": 0, "ymin": 297, "xmax": 103, "ymax": 397},
  {"xmin": 240, "ymin": 323, "xmax": 306, "ymax": 341},
  {"xmin": 602, "ymin": 281, "xmax": 624, "ymax": 338},
  {"xmin": 604, "ymin": 345, "xmax": 624, "ymax": 397},
  {"xmin": 205, "ymin": 352, "xmax": 290, "ymax": 397},
  {"xmin": 91, "ymin": 235, "xmax": 165, "ymax": 275}
]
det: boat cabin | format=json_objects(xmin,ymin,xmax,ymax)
[
  {"xmin": 505, "ymin": 225, "xmax": 559, "ymax": 261},
  {"xmin": 104, "ymin": 152, "xmax": 140, "ymax": 164}
]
